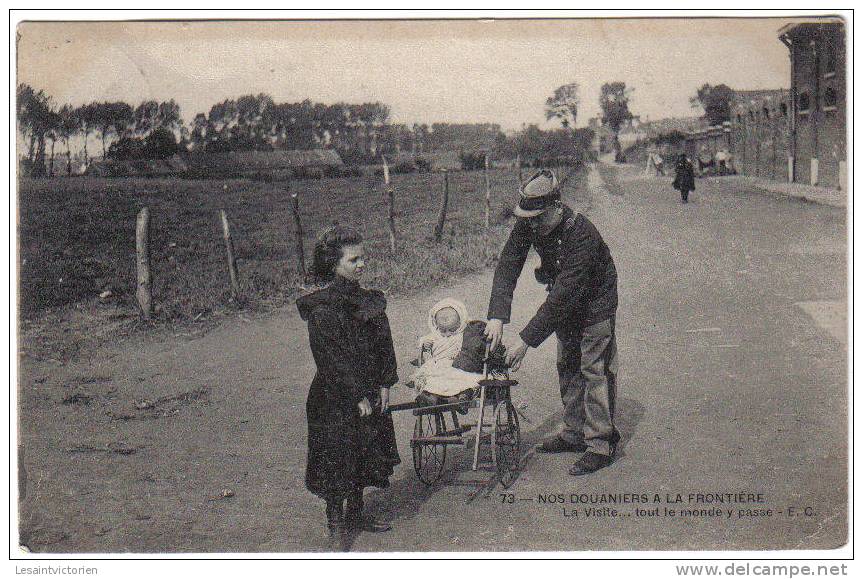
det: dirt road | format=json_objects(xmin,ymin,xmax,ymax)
[{"xmin": 18, "ymin": 161, "xmax": 847, "ymax": 552}]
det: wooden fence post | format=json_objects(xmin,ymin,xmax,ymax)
[
  {"xmin": 135, "ymin": 207, "xmax": 152, "ymax": 320},
  {"xmin": 382, "ymin": 155, "xmax": 396, "ymax": 252},
  {"xmin": 434, "ymin": 169, "xmax": 449, "ymax": 242},
  {"xmin": 288, "ymin": 184, "xmax": 307, "ymax": 279},
  {"xmin": 219, "ymin": 209, "xmax": 240, "ymax": 300},
  {"xmin": 385, "ymin": 187, "xmax": 396, "ymax": 252},
  {"xmin": 484, "ymin": 153, "xmax": 491, "ymax": 229}
]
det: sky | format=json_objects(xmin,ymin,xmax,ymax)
[{"xmin": 17, "ymin": 18, "xmax": 802, "ymax": 132}]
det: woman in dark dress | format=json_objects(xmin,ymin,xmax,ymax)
[
  {"xmin": 296, "ymin": 225, "xmax": 401, "ymax": 547},
  {"xmin": 672, "ymin": 153, "xmax": 696, "ymax": 203}
]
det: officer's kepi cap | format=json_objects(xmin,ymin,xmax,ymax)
[{"xmin": 513, "ymin": 169, "xmax": 561, "ymax": 218}]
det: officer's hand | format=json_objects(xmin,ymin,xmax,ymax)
[
  {"xmin": 507, "ymin": 338, "xmax": 530, "ymax": 372},
  {"xmin": 358, "ymin": 397, "xmax": 373, "ymax": 417},
  {"xmin": 484, "ymin": 319, "xmax": 504, "ymax": 351},
  {"xmin": 379, "ymin": 388, "xmax": 390, "ymax": 413}
]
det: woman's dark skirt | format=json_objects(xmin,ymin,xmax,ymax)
[{"xmin": 306, "ymin": 412, "xmax": 401, "ymax": 501}]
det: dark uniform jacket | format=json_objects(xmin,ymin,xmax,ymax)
[
  {"xmin": 488, "ymin": 205, "xmax": 618, "ymax": 348},
  {"xmin": 296, "ymin": 275, "xmax": 401, "ymax": 499}
]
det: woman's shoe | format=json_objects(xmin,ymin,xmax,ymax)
[
  {"xmin": 326, "ymin": 499, "xmax": 349, "ymax": 550},
  {"xmin": 347, "ymin": 515, "xmax": 392, "ymax": 533},
  {"xmin": 345, "ymin": 491, "xmax": 392, "ymax": 533}
]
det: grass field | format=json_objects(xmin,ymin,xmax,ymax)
[{"xmin": 18, "ymin": 167, "xmax": 557, "ymax": 324}]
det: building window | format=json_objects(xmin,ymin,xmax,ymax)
[
  {"xmin": 780, "ymin": 103, "xmax": 788, "ymax": 116},
  {"xmin": 762, "ymin": 107, "xmax": 770, "ymax": 120},
  {"xmin": 737, "ymin": 114, "xmax": 742, "ymax": 124},
  {"xmin": 823, "ymin": 86, "xmax": 838, "ymax": 111},
  {"xmin": 798, "ymin": 92, "xmax": 811, "ymax": 114}
]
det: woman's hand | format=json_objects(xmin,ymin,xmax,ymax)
[
  {"xmin": 380, "ymin": 388, "xmax": 390, "ymax": 413},
  {"xmin": 358, "ymin": 397, "xmax": 373, "ymax": 417}
]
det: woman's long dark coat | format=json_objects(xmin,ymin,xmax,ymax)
[
  {"xmin": 296, "ymin": 275, "xmax": 401, "ymax": 500},
  {"xmin": 673, "ymin": 157, "xmax": 696, "ymax": 193}
]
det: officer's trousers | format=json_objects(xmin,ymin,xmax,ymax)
[{"xmin": 556, "ymin": 316, "xmax": 620, "ymax": 456}]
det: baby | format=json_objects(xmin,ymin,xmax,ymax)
[{"xmin": 409, "ymin": 298, "xmax": 483, "ymax": 406}]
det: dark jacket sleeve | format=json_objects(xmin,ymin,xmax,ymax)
[
  {"xmin": 487, "ymin": 219, "xmax": 532, "ymax": 323},
  {"xmin": 519, "ymin": 223, "xmax": 595, "ymax": 348},
  {"xmin": 308, "ymin": 307, "xmax": 368, "ymax": 410},
  {"xmin": 371, "ymin": 310, "xmax": 399, "ymax": 389}
]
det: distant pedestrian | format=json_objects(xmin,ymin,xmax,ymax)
[
  {"xmin": 673, "ymin": 153, "xmax": 695, "ymax": 203},
  {"xmin": 296, "ymin": 224, "xmax": 401, "ymax": 550},
  {"xmin": 647, "ymin": 152, "xmax": 665, "ymax": 176}
]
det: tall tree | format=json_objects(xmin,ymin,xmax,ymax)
[
  {"xmin": 690, "ymin": 83, "xmax": 734, "ymax": 126},
  {"xmin": 235, "ymin": 93, "xmax": 273, "ymax": 145},
  {"xmin": 208, "ymin": 99, "xmax": 239, "ymax": 137},
  {"xmin": 93, "ymin": 103, "xmax": 112, "ymax": 161},
  {"xmin": 599, "ymin": 82, "xmax": 634, "ymax": 153},
  {"xmin": 189, "ymin": 112, "xmax": 210, "ymax": 149},
  {"xmin": 545, "ymin": 83, "xmax": 580, "ymax": 129},
  {"xmin": 134, "ymin": 100, "xmax": 160, "ymax": 137},
  {"xmin": 94, "ymin": 101, "xmax": 134, "ymax": 160},
  {"xmin": 16, "ymin": 84, "xmax": 53, "ymax": 172},
  {"xmin": 75, "ymin": 102, "xmax": 99, "ymax": 166},
  {"xmin": 16, "ymin": 84, "xmax": 38, "ymax": 161},
  {"xmin": 57, "ymin": 104, "xmax": 79, "ymax": 176},
  {"xmin": 44, "ymin": 109, "xmax": 62, "ymax": 177},
  {"xmin": 156, "ymin": 99, "xmax": 183, "ymax": 137}
]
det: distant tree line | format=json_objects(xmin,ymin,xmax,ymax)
[
  {"xmin": 494, "ymin": 125, "xmax": 595, "ymax": 167},
  {"xmin": 17, "ymin": 83, "xmax": 184, "ymax": 176},
  {"xmin": 17, "ymin": 83, "xmax": 598, "ymax": 176}
]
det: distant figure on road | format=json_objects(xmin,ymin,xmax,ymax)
[
  {"xmin": 715, "ymin": 149, "xmax": 732, "ymax": 174},
  {"xmin": 647, "ymin": 151, "xmax": 665, "ymax": 176},
  {"xmin": 697, "ymin": 148, "xmax": 713, "ymax": 174},
  {"xmin": 296, "ymin": 224, "xmax": 401, "ymax": 549},
  {"xmin": 484, "ymin": 169, "xmax": 620, "ymax": 476},
  {"xmin": 673, "ymin": 153, "xmax": 696, "ymax": 203}
]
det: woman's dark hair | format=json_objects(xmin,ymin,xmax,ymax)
[{"xmin": 309, "ymin": 224, "xmax": 363, "ymax": 284}]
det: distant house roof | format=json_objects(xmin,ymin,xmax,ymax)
[
  {"xmin": 185, "ymin": 149, "xmax": 344, "ymax": 177},
  {"xmin": 733, "ymin": 89, "xmax": 789, "ymax": 115},
  {"xmin": 734, "ymin": 89, "xmax": 789, "ymax": 104},
  {"xmin": 207, "ymin": 149, "xmax": 344, "ymax": 170},
  {"xmin": 642, "ymin": 117, "xmax": 708, "ymax": 137}
]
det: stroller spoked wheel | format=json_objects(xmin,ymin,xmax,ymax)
[
  {"xmin": 412, "ymin": 413, "xmax": 447, "ymax": 485},
  {"xmin": 491, "ymin": 400, "xmax": 520, "ymax": 485}
]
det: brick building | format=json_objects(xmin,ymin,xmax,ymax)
[
  {"xmin": 779, "ymin": 20, "xmax": 846, "ymax": 189},
  {"xmin": 730, "ymin": 89, "xmax": 791, "ymax": 181}
]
